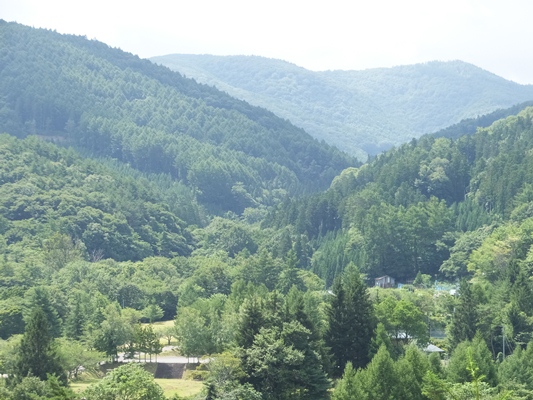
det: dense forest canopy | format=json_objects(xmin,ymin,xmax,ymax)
[
  {"xmin": 0, "ymin": 20, "xmax": 354, "ymax": 214},
  {"xmin": 150, "ymin": 54, "xmax": 533, "ymax": 159},
  {"xmin": 3, "ymin": 20, "xmax": 533, "ymax": 400}
]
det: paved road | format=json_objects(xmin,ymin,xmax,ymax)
[{"xmin": 116, "ymin": 347, "xmax": 207, "ymax": 364}]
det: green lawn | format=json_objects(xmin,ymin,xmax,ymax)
[
  {"xmin": 155, "ymin": 378, "xmax": 204, "ymax": 397},
  {"xmin": 70, "ymin": 378, "xmax": 100, "ymax": 394},
  {"xmin": 71, "ymin": 377, "xmax": 203, "ymax": 398}
]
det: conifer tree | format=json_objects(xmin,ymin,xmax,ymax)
[
  {"xmin": 10, "ymin": 307, "xmax": 66, "ymax": 386},
  {"xmin": 326, "ymin": 263, "xmax": 375, "ymax": 377},
  {"xmin": 64, "ymin": 292, "xmax": 85, "ymax": 341},
  {"xmin": 448, "ymin": 279, "xmax": 478, "ymax": 350},
  {"xmin": 235, "ymin": 296, "xmax": 264, "ymax": 349},
  {"xmin": 369, "ymin": 322, "xmax": 395, "ymax": 359},
  {"xmin": 25, "ymin": 286, "xmax": 62, "ymax": 338},
  {"xmin": 332, "ymin": 362, "xmax": 362, "ymax": 400},
  {"xmin": 358, "ymin": 345, "xmax": 398, "ymax": 400}
]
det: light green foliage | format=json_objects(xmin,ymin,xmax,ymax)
[
  {"xmin": 92, "ymin": 304, "xmax": 130, "ymax": 361},
  {"xmin": 82, "ymin": 363, "xmax": 165, "ymax": 400},
  {"xmin": 197, "ymin": 217, "xmax": 258, "ymax": 257},
  {"xmin": 355, "ymin": 345, "xmax": 398, "ymax": 400},
  {"xmin": 468, "ymin": 224, "xmax": 523, "ymax": 281},
  {"xmin": 331, "ymin": 362, "xmax": 362, "ymax": 400},
  {"xmin": 374, "ymin": 295, "xmax": 429, "ymax": 346},
  {"xmin": 204, "ymin": 352, "xmax": 262, "ymax": 400},
  {"xmin": 56, "ymin": 338, "xmax": 104, "ymax": 380},
  {"xmin": 174, "ymin": 307, "xmax": 210, "ymax": 359},
  {"xmin": 142, "ymin": 304, "xmax": 164, "ymax": 324},
  {"xmin": 498, "ymin": 340, "xmax": 533, "ymax": 392},
  {"xmin": 440, "ymin": 226, "xmax": 494, "ymax": 279},
  {"xmin": 414, "ymin": 272, "xmax": 433, "ymax": 288},
  {"xmin": 0, "ymin": 298, "xmax": 25, "ymax": 339},
  {"xmin": 0, "ymin": 335, "xmax": 22, "ymax": 375},
  {"xmin": 42, "ymin": 233, "xmax": 86, "ymax": 271},
  {"xmin": 446, "ymin": 334, "xmax": 497, "ymax": 386}
]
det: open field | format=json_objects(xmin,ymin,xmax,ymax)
[
  {"xmin": 71, "ymin": 377, "xmax": 203, "ymax": 398},
  {"xmin": 155, "ymin": 378, "xmax": 204, "ymax": 397}
]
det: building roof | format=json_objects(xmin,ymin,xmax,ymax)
[{"xmin": 423, "ymin": 344, "xmax": 444, "ymax": 353}]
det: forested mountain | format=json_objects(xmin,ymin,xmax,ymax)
[
  {"xmin": 0, "ymin": 21, "xmax": 354, "ymax": 214},
  {"xmin": 0, "ymin": 134, "xmax": 199, "ymax": 262},
  {"xmin": 432, "ymin": 99, "xmax": 533, "ymax": 140},
  {"xmin": 265, "ymin": 106, "xmax": 533, "ymax": 284},
  {"xmin": 5, "ymin": 19, "xmax": 533, "ymax": 400},
  {"xmin": 151, "ymin": 54, "xmax": 533, "ymax": 159}
]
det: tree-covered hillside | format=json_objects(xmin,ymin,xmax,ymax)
[
  {"xmin": 0, "ymin": 134, "xmax": 198, "ymax": 262},
  {"xmin": 0, "ymin": 21, "xmax": 354, "ymax": 213},
  {"xmin": 265, "ymin": 106, "xmax": 533, "ymax": 285},
  {"xmin": 5, "ymin": 20, "xmax": 533, "ymax": 400},
  {"xmin": 151, "ymin": 54, "xmax": 533, "ymax": 159}
]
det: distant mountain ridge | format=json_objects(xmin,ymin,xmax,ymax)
[{"xmin": 150, "ymin": 54, "xmax": 533, "ymax": 159}]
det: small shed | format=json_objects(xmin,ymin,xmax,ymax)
[{"xmin": 375, "ymin": 275, "xmax": 395, "ymax": 288}]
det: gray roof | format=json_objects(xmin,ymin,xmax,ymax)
[{"xmin": 423, "ymin": 344, "xmax": 444, "ymax": 353}]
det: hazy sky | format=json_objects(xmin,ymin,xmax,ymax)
[{"xmin": 2, "ymin": 0, "xmax": 533, "ymax": 84}]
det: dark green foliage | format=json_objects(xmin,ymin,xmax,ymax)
[
  {"xmin": 10, "ymin": 307, "xmax": 66, "ymax": 386},
  {"xmin": 24, "ymin": 287, "xmax": 63, "ymax": 338},
  {"xmin": 2, "ymin": 375, "xmax": 76, "ymax": 400},
  {"xmin": 243, "ymin": 321, "xmax": 330, "ymax": 400},
  {"xmin": 235, "ymin": 297, "xmax": 265, "ymax": 349},
  {"xmin": 0, "ymin": 134, "xmax": 194, "ymax": 262},
  {"xmin": 63, "ymin": 291, "xmax": 85, "ymax": 340},
  {"xmin": 369, "ymin": 322, "xmax": 395, "ymax": 360},
  {"xmin": 326, "ymin": 264, "xmax": 375, "ymax": 377},
  {"xmin": 448, "ymin": 280, "xmax": 479, "ymax": 350},
  {"xmin": 0, "ymin": 21, "xmax": 354, "ymax": 214}
]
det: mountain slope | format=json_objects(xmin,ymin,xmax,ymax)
[
  {"xmin": 264, "ymin": 106, "xmax": 533, "ymax": 283},
  {"xmin": 0, "ymin": 134, "xmax": 197, "ymax": 261},
  {"xmin": 150, "ymin": 54, "xmax": 533, "ymax": 158},
  {"xmin": 0, "ymin": 21, "xmax": 354, "ymax": 213}
]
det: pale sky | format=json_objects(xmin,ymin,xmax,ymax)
[{"xmin": 2, "ymin": 0, "xmax": 533, "ymax": 84}]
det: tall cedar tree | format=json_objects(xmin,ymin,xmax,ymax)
[
  {"xmin": 11, "ymin": 307, "xmax": 66, "ymax": 386},
  {"xmin": 448, "ymin": 279, "xmax": 478, "ymax": 350},
  {"xmin": 326, "ymin": 263, "xmax": 376, "ymax": 377}
]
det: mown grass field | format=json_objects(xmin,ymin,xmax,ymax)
[{"xmin": 71, "ymin": 376, "xmax": 204, "ymax": 398}]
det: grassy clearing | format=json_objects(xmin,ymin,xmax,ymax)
[
  {"xmin": 155, "ymin": 378, "xmax": 204, "ymax": 397},
  {"xmin": 70, "ymin": 377, "xmax": 100, "ymax": 393},
  {"xmin": 71, "ymin": 377, "xmax": 203, "ymax": 398}
]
